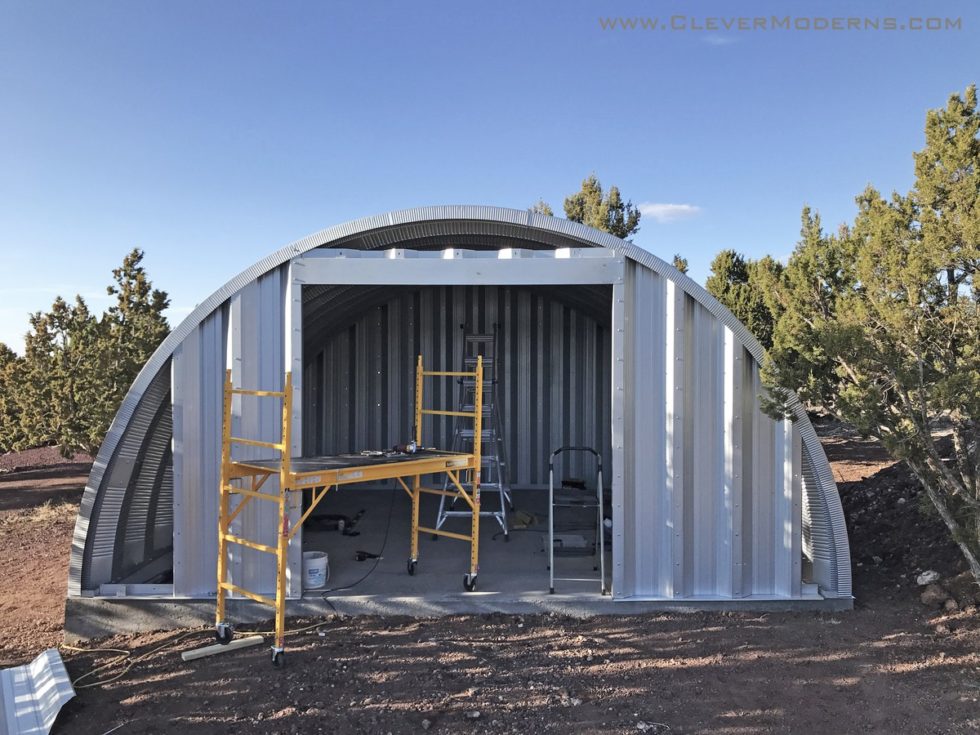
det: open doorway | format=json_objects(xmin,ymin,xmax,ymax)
[{"xmin": 298, "ymin": 283, "xmax": 613, "ymax": 598}]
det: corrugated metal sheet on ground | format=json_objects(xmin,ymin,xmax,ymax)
[{"xmin": 0, "ymin": 649, "xmax": 74, "ymax": 735}]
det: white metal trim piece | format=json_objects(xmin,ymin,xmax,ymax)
[
  {"xmin": 285, "ymin": 262, "xmax": 304, "ymax": 597},
  {"xmin": 0, "ymin": 649, "xmax": 75, "ymax": 735},
  {"xmin": 610, "ymin": 280, "xmax": 626, "ymax": 598},
  {"xmin": 665, "ymin": 278, "xmax": 686, "ymax": 598}
]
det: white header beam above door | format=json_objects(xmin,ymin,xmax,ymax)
[{"xmin": 292, "ymin": 248, "xmax": 625, "ymax": 286}]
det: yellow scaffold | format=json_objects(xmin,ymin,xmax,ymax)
[{"xmin": 214, "ymin": 355, "xmax": 483, "ymax": 666}]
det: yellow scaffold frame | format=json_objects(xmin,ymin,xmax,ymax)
[{"xmin": 214, "ymin": 355, "xmax": 483, "ymax": 666}]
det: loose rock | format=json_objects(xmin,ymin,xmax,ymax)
[{"xmin": 916, "ymin": 570, "xmax": 941, "ymax": 586}]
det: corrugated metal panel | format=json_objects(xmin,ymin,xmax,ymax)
[
  {"xmin": 114, "ymin": 388, "xmax": 173, "ymax": 581},
  {"xmin": 172, "ymin": 306, "xmax": 226, "ymax": 596},
  {"xmin": 0, "ymin": 649, "xmax": 74, "ymax": 735},
  {"xmin": 620, "ymin": 263, "xmax": 669, "ymax": 597},
  {"xmin": 305, "ymin": 285, "xmax": 612, "ymax": 486},
  {"xmin": 79, "ymin": 362, "xmax": 172, "ymax": 590},
  {"xmin": 620, "ymin": 260, "xmax": 807, "ymax": 600},
  {"xmin": 615, "ymin": 239, "xmax": 849, "ymax": 598},
  {"xmin": 226, "ymin": 266, "xmax": 302, "ymax": 597},
  {"xmin": 72, "ymin": 205, "xmax": 849, "ymax": 602}
]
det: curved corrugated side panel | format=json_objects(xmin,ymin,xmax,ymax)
[
  {"xmin": 113, "ymin": 387, "xmax": 173, "ymax": 582},
  {"xmin": 70, "ymin": 205, "xmax": 849, "ymax": 598},
  {"xmin": 72, "ymin": 361, "xmax": 172, "ymax": 592}
]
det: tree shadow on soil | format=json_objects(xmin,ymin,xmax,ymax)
[{"xmin": 56, "ymin": 607, "xmax": 980, "ymax": 735}]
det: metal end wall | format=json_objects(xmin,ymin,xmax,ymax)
[
  {"xmin": 303, "ymin": 285, "xmax": 612, "ymax": 486},
  {"xmin": 69, "ymin": 206, "xmax": 850, "ymax": 604}
]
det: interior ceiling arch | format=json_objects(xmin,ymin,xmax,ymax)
[{"xmin": 301, "ymin": 282, "xmax": 612, "ymax": 357}]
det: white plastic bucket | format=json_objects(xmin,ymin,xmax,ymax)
[{"xmin": 303, "ymin": 551, "xmax": 329, "ymax": 589}]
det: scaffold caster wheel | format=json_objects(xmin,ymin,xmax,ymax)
[
  {"xmin": 463, "ymin": 574, "xmax": 477, "ymax": 592},
  {"xmin": 407, "ymin": 559, "xmax": 417, "ymax": 576},
  {"xmin": 504, "ymin": 533, "xmax": 510, "ymax": 543},
  {"xmin": 272, "ymin": 650, "xmax": 284, "ymax": 668},
  {"xmin": 215, "ymin": 624, "xmax": 233, "ymax": 645}
]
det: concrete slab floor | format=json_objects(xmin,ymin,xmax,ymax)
[
  {"xmin": 64, "ymin": 483, "xmax": 853, "ymax": 642},
  {"xmin": 302, "ymin": 484, "xmax": 610, "ymax": 600}
]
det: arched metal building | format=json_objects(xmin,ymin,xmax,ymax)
[{"xmin": 67, "ymin": 206, "xmax": 851, "ymax": 614}]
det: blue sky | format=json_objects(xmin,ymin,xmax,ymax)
[{"xmin": 0, "ymin": 0, "xmax": 976, "ymax": 351}]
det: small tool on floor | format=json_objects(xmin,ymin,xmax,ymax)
[
  {"xmin": 343, "ymin": 509, "xmax": 366, "ymax": 536},
  {"xmin": 354, "ymin": 550, "xmax": 382, "ymax": 562}
]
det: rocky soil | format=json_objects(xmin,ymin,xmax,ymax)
[{"xmin": 1, "ymin": 432, "xmax": 979, "ymax": 734}]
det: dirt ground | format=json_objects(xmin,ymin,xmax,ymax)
[
  {"xmin": 2, "ymin": 435, "xmax": 980, "ymax": 734},
  {"xmin": 0, "ymin": 447, "xmax": 89, "ymax": 666}
]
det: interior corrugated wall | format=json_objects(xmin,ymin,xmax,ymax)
[{"xmin": 302, "ymin": 285, "xmax": 613, "ymax": 487}]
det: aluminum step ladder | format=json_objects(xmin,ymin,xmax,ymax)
[{"xmin": 435, "ymin": 328, "xmax": 512, "ymax": 538}]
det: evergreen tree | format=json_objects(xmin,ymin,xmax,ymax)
[
  {"xmin": 15, "ymin": 296, "xmax": 102, "ymax": 454},
  {"xmin": 94, "ymin": 248, "xmax": 171, "ymax": 441},
  {"xmin": 706, "ymin": 249, "xmax": 750, "ymax": 295},
  {"xmin": 747, "ymin": 255, "xmax": 785, "ymax": 333},
  {"xmin": 671, "ymin": 254, "xmax": 689, "ymax": 274},
  {"xmin": 563, "ymin": 174, "xmax": 641, "ymax": 240},
  {"xmin": 1, "ymin": 248, "xmax": 170, "ymax": 457},
  {"xmin": 764, "ymin": 86, "xmax": 980, "ymax": 580},
  {"xmin": 706, "ymin": 249, "xmax": 778, "ymax": 349},
  {"xmin": 0, "ymin": 344, "xmax": 24, "ymax": 451},
  {"xmin": 529, "ymin": 200, "xmax": 554, "ymax": 216}
]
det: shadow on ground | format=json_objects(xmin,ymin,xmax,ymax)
[{"xmin": 57, "ymin": 604, "xmax": 980, "ymax": 735}]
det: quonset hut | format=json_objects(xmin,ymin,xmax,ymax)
[{"xmin": 67, "ymin": 206, "xmax": 851, "ymax": 631}]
